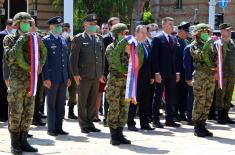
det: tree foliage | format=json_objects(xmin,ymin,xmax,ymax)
[{"xmin": 51, "ymin": 0, "xmax": 136, "ymax": 33}]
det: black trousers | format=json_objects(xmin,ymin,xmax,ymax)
[
  {"xmin": 128, "ymin": 75, "xmax": 152, "ymax": 127},
  {"xmin": 0, "ymin": 80, "xmax": 8, "ymax": 121},
  {"xmin": 33, "ymin": 76, "xmax": 45, "ymax": 120},
  {"xmin": 173, "ymin": 79, "xmax": 188, "ymax": 117},
  {"xmin": 152, "ymin": 76, "xmax": 176, "ymax": 122},
  {"xmin": 148, "ymin": 84, "xmax": 155, "ymax": 121}
]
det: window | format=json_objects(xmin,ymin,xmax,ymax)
[{"xmin": 176, "ymin": 0, "xmax": 183, "ymax": 9}]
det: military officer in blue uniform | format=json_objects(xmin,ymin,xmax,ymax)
[
  {"xmin": 42, "ymin": 16, "xmax": 71, "ymax": 136},
  {"xmin": 183, "ymin": 45, "xmax": 195, "ymax": 125},
  {"xmin": 174, "ymin": 21, "xmax": 190, "ymax": 122}
]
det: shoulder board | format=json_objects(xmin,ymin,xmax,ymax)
[
  {"xmin": 42, "ymin": 34, "xmax": 50, "ymax": 40},
  {"xmin": 74, "ymin": 33, "xmax": 83, "ymax": 38}
]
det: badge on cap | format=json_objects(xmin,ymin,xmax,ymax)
[{"xmin": 57, "ymin": 18, "xmax": 62, "ymax": 23}]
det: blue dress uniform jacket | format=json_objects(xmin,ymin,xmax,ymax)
[
  {"xmin": 42, "ymin": 33, "xmax": 70, "ymax": 84},
  {"xmin": 42, "ymin": 33, "xmax": 70, "ymax": 133},
  {"xmin": 183, "ymin": 45, "xmax": 194, "ymax": 81},
  {"xmin": 176, "ymin": 36, "xmax": 189, "ymax": 80},
  {"xmin": 183, "ymin": 45, "xmax": 194, "ymax": 121}
]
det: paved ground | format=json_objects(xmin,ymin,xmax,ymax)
[{"xmin": 0, "ymin": 108, "xmax": 235, "ymax": 155}]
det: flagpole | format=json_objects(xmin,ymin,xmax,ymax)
[
  {"xmin": 209, "ymin": 0, "xmax": 216, "ymax": 30},
  {"xmin": 64, "ymin": 0, "xmax": 74, "ymax": 35},
  {"xmin": 7, "ymin": 0, "xmax": 10, "ymax": 19}
]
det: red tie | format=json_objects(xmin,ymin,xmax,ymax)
[{"xmin": 168, "ymin": 35, "xmax": 173, "ymax": 48}]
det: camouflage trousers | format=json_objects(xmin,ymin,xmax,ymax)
[
  {"xmin": 192, "ymin": 71, "xmax": 215, "ymax": 121},
  {"xmin": 105, "ymin": 74, "xmax": 129, "ymax": 129},
  {"xmin": 216, "ymin": 77, "xmax": 235, "ymax": 111},
  {"xmin": 8, "ymin": 80, "xmax": 35, "ymax": 133},
  {"xmin": 68, "ymin": 77, "xmax": 78, "ymax": 107}
]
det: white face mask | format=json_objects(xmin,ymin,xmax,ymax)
[
  {"xmin": 150, "ymin": 31, "xmax": 157, "ymax": 38},
  {"xmin": 62, "ymin": 32, "xmax": 69, "ymax": 39},
  {"xmin": 10, "ymin": 29, "xmax": 17, "ymax": 34}
]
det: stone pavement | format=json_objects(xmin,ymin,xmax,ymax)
[{"xmin": 0, "ymin": 110, "xmax": 235, "ymax": 155}]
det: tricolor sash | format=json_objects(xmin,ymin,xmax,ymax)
[
  {"xmin": 29, "ymin": 33, "xmax": 40, "ymax": 96},
  {"xmin": 214, "ymin": 38, "xmax": 223, "ymax": 90},
  {"xmin": 125, "ymin": 40, "xmax": 139, "ymax": 104}
]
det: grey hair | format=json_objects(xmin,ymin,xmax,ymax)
[
  {"xmin": 162, "ymin": 17, "xmax": 174, "ymax": 25},
  {"xmin": 135, "ymin": 25, "xmax": 146, "ymax": 33}
]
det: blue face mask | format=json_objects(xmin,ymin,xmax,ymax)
[
  {"xmin": 88, "ymin": 25, "xmax": 97, "ymax": 33},
  {"xmin": 10, "ymin": 29, "xmax": 17, "ymax": 34}
]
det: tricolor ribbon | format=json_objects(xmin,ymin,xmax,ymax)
[
  {"xmin": 29, "ymin": 33, "xmax": 40, "ymax": 96},
  {"xmin": 125, "ymin": 36, "xmax": 139, "ymax": 104},
  {"xmin": 214, "ymin": 37, "xmax": 223, "ymax": 90}
]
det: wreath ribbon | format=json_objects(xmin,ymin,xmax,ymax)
[{"xmin": 29, "ymin": 33, "xmax": 40, "ymax": 96}]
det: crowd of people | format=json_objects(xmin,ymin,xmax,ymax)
[{"xmin": 0, "ymin": 11, "xmax": 235, "ymax": 155}]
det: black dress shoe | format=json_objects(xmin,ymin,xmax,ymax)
[
  {"xmin": 68, "ymin": 114, "xmax": 78, "ymax": 120},
  {"xmin": 141, "ymin": 125, "xmax": 155, "ymax": 130},
  {"xmin": 153, "ymin": 121, "xmax": 164, "ymax": 128},
  {"xmin": 0, "ymin": 117, "xmax": 7, "ymax": 122},
  {"xmin": 27, "ymin": 134, "xmax": 33, "ymax": 138},
  {"xmin": 175, "ymin": 114, "xmax": 187, "ymax": 122},
  {"xmin": 39, "ymin": 113, "xmax": 47, "ymax": 119},
  {"xmin": 81, "ymin": 128, "xmax": 90, "ymax": 133},
  {"xmin": 32, "ymin": 119, "xmax": 46, "ymax": 126},
  {"xmin": 57, "ymin": 130, "xmax": 69, "ymax": 135},
  {"xmin": 128, "ymin": 126, "xmax": 138, "ymax": 131},
  {"xmin": 47, "ymin": 131, "xmax": 58, "ymax": 136},
  {"xmin": 89, "ymin": 127, "xmax": 101, "ymax": 132},
  {"xmin": 165, "ymin": 120, "xmax": 181, "ymax": 127},
  {"xmin": 93, "ymin": 118, "xmax": 101, "ymax": 122}
]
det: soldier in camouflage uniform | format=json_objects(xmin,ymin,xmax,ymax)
[
  {"xmin": 105, "ymin": 24, "xmax": 144, "ymax": 145},
  {"xmin": 190, "ymin": 23, "xmax": 217, "ymax": 137},
  {"xmin": 3, "ymin": 12, "xmax": 47, "ymax": 154},
  {"xmin": 216, "ymin": 23, "xmax": 235, "ymax": 124}
]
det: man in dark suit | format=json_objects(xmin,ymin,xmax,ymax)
[
  {"xmin": 138, "ymin": 29, "xmax": 155, "ymax": 130},
  {"xmin": 0, "ymin": 19, "xmax": 15, "ymax": 122},
  {"xmin": 151, "ymin": 17, "xmax": 181, "ymax": 128},
  {"xmin": 146, "ymin": 23, "xmax": 159, "ymax": 122},
  {"xmin": 127, "ymin": 25, "xmax": 155, "ymax": 131},
  {"xmin": 102, "ymin": 17, "xmax": 120, "ymax": 126},
  {"xmin": 42, "ymin": 16, "xmax": 71, "ymax": 136}
]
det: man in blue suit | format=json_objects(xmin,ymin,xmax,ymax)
[
  {"xmin": 151, "ymin": 17, "xmax": 181, "ymax": 128},
  {"xmin": 0, "ymin": 19, "xmax": 15, "ymax": 122},
  {"xmin": 183, "ymin": 45, "xmax": 195, "ymax": 125},
  {"xmin": 42, "ymin": 16, "xmax": 71, "ymax": 136}
]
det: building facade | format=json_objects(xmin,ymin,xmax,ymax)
[
  {"xmin": 0, "ymin": 0, "xmax": 62, "ymax": 30},
  {"xmin": 150, "ymin": 0, "xmax": 235, "ymax": 29}
]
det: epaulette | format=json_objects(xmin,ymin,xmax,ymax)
[
  {"xmin": 42, "ymin": 34, "xmax": 50, "ymax": 40},
  {"xmin": 74, "ymin": 33, "xmax": 83, "ymax": 38}
]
